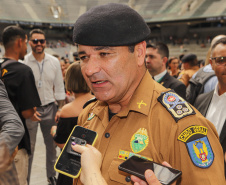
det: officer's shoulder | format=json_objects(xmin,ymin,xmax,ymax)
[
  {"xmin": 157, "ymin": 90, "xmax": 196, "ymax": 123},
  {"xmin": 83, "ymin": 97, "xmax": 97, "ymax": 109}
]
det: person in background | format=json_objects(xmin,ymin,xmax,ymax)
[
  {"xmin": 23, "ymin": 28, "xmax": 65, "ymax": 185},
  {"xmin": 168, "ymin": 57, "xmax": 180, "ymax": 78},
  {"xmin": 1, "ymin": 25, "xmax": 41, "ymax": 185},
  {"xmin": 177, "ymin": 53, "xmax": 199, "ymax": 87},
  {"xmin": 73, "ymin": 3, "xmax": 225, "ymax": 185},
  {"xmin": 194, "ymin": 37, "xmax": 226, "ymax": 178},
  {"xmin": 52, "ymin": 54, "xmax": 61, "ymax": 62},
  {"xmin": 198, "ymin": 59, "xmax": 205, "ymax": 68},
  {"xmin": 64, "ymin": 58, "xmax": 71, "ymax": 70},
  {"xmin": 60, "ymin": 60, "xmax": 66, "ymax": 80},
  {"xmin": 178, "ymin": 54, "xmax": 184, "ymax": 70},
  {"xmin": 145, "ymin": 43, "xmax": 186, "ymax": 99},
  {"xmin": 0, "ymin": 79, "xmax": 25, "ymax": 185},
  {"xmin": 51, "ymin": 62, "xmax": 94, "ymax": 185},
  {"xmin": 196, "ymin": 35, "xmax": 226, "ymax": 94}
]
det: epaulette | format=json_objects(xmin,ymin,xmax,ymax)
[
  {"xmin": 83, "ymin": 97, "xmax": 97, "ymax": 109},
  {"xmin": 157, "ymin": 90, "xmax": 195, "ymax": 123}
]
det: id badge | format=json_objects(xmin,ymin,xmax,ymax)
[{"xmin": 38, "ymin": 80, "xmax": 42, "ymax": 88}]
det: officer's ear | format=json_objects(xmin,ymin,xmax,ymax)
[{"xmin": 135, "ymin": 41, "xmax": 146, "ymax": 66}]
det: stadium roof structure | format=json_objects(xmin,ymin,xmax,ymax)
[{"xmin": 0, "ymin": 0, "xmax": 225, "ymax": 27}]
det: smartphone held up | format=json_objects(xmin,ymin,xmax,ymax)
[
  {"xmin": 118, "ymin": 155, "xmax": 182, "ymax": 185},
  {"xmin": 54, "ymin": 126, "xmax": 98, "ymax": 178}
]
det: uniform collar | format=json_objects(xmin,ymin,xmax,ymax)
[{"xmin": 91, "ymin": 70, "xmax": 156, "ymax": 119}]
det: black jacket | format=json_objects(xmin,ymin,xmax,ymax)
[
  {"xmin": 159, "ymin": 72, "xmax": 186, "ymax": 100},
  {"xmin": 194, "ymin": 90, "xmax": 226, "ymax": 178}
]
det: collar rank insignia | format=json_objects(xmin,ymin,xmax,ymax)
[
  {"xmin": 130, "ymin": 128, "xmax": 149, "ymax": 153},
  {"xmin": 87, "ymin": 112, "xmax": 95, "ymax": 121},
  {"xmin": 137, "ymin": 100, "xmax": 147, "ymax": 109},
  {"xmin": 178, "ymin": 126, "xmax": 214, "ymax": 168},
  {"xmin": 157, "ymin": 90, "xmax": 195, "ymax": 122}
]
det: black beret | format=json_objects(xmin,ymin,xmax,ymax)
[
  {"xmin": 73, "ymin": 3, "xmax": 150, "ymax": 46},
  {"xmin": 181, "ymin": 54, "xmax": 197, "ymax": 63}
]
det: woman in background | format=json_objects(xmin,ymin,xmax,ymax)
[
  {"xmin": 168, "ymin": 57, "xmax": 180, "ymax": 78},
  {"xmin": 51, "ymin": 62, "xmax": 94, "ymax": 185}
]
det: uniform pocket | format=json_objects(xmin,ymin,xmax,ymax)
[{"xmin": 108, "ymin": 158, "xmax": 132, "ymax": 185}]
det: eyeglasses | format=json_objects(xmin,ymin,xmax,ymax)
[
  {"xmin": 31, "ymin": 39, "xmax": 46, "ymax": 44},
  {"xmin": 211, "ymin": 57, "xmax": 226, "ymax": 66}
]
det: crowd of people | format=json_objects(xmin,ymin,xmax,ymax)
[{"xmin": 0, "ymin": 2, "xmax": 226, "ymax": 185}]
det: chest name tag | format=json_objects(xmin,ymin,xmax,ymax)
[{"xmin": 157, "ymin": 90, "xmax": 195, "ymax": 122}]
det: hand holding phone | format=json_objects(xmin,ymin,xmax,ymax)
[
  {"xmin": 54, "ymin": 126, "xmax": 98, "ymax": 178},
  {"xmin": 118, "ymin": 156, "xmax": 182, "ymax": 185}
]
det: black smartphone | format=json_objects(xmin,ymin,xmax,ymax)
[
  {"xmin": 54, "ymin": 125, "xmax": 98, "ymax": 178},
  {"xmin": 118, "ymin": 155, "xmax": 182, "ymax": 185}
]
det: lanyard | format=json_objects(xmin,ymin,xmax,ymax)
[{"xmin": 37, "ymin": 60, "xmax": 44, "ymax": 80}]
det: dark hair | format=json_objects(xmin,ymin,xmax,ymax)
[
  {"xmin": 29, "ymin": 29, "xmax": 45, "ymax": 39},
  {"xmin": 168, "ymin": 57, "xmax": 178, "ymax": 64},
  {"xmin": 2, "ymin": 26, "xmax": 26, "ymax": 48},
  {"xmin": 65, "ymin": 62, "xmax": 90, "ymax": 94},
  {"xmin": 179, "ymin": 54, "xmax": 184, "ymax": 61},
  {"xmin": 64, "ymin": 58, "xmax": 70, "ymax": 64},
  {"xmin": 211, "ymin": 37, "xmax": 226, "ymax": 56},
  {"xmin": 181, "ymin": 54, "xmax": 198, "ymax": 66},
  {"xmin": 198, "ymin": 59, "xmax": 205, "ymax": 67},
  {"xmin": 146, "ymin": 43, "xmax": 169, "ymax": 58},
  {"xmin": 52, "ymin": 54, "xmax": 60, "ymax": 59}
]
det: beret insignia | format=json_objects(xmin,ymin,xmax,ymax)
[
  {"xmin": 178, "ymin": 126, "xmax": 214, "ymax": 168},
  {"xmin": 157, "ymin": 90, "xmax": 195, "ymax": 122}
]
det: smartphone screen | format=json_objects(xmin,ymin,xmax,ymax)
[{"xmin": 118, "ymin": 156, "xmax": 182, "ymax": 185}]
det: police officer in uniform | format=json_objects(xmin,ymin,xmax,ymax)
[{"xmin": 73, "ymin": 3, "xmax": 225, "ymax": 185}]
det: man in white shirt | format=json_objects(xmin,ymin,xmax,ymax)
[
  {"xmin": 194, "ymin": 36, "xmax": 226, "ymax": 178},
  {"xmin": 23, "ymin": 29, "xmax": 65, "ymax": 185},
  {"xmin": 145, "ymin": 43, "xmax": 186, "ymax": 99}
]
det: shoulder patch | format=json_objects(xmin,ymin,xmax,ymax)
[
  {"xmin": 178, "ymin": 126, "xmax": 214, "ymax": 168},
  {"xmin": 157, "ymin": 90, "xmax": 195, "ymax": 122},
  {"xmin": 83, "ymin": 97, "xmax": 97, "ymax": 109}
]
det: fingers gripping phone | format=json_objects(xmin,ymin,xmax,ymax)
[
  {"xmin": 54, "ymin": 125, "xmax": 98, "ymax": 178},
  {"xmin": 118, "ymin": 156, "xmax": 182, "ymax": 185}
]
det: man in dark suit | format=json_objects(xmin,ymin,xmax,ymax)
[
  {"xmin": 194, "ymin": 37, "xmax": 226, "ymax": 178},
  {"xmin": 145, "ymin": 43, "xmax": 186, "ymax": 99}
]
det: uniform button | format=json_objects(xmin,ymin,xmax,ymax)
[
  {"xmin": 105, "ymin": 133, "xmax": 110, "ymax": 138},
  {"xmin": 125, "ymin": 176, "xmax": 131, "ymax": 182}
]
